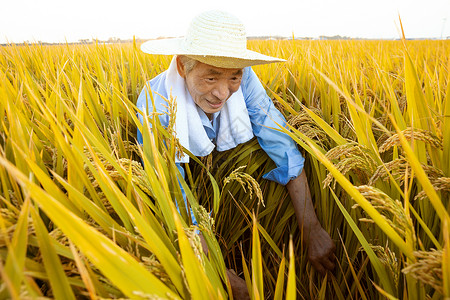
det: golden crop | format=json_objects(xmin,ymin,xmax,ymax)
[{"xmin": 0, "ymin": 38, "xmax": 448, "ymax": 299}]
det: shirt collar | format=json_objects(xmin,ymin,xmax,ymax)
[{"xmin": 196, "ymin": 106, "xmax": 220, "ymax": 129}]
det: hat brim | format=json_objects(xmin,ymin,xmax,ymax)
[{"xmin": 140, "ymin": 38, "xmax": 286, "ymax": 68}]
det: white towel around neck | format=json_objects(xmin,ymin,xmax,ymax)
[{"xmin": 164, "ymin": 56, "xmax": 254, "ymax": 163}]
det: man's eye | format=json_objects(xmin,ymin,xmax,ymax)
[{"xmin": 206, "ymin": 78, "xmax": 215, "ymax": 82}]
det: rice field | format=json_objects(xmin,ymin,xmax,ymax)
[{"xmin": 0, "ymin": 37, "xmax": 449, "ymax": 299}]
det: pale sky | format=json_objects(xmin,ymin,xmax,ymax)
[{"xmin": 1, "ymin": 0, "xmax": 449, "ymax": 44}]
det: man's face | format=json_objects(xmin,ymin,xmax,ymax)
[{"xmin": 177, "ymin": 58, "xmax": 243, "ymax": 118}]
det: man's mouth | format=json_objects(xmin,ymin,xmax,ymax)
[{"xmin": 206, "ymin": 99, "xmax": 223, "ymax": 109}]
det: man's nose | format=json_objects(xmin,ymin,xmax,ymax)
[{"xmin": 211, "ymin": 83, "xmax": 229, "ymax": 101}]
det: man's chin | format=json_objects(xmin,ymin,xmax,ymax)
[{"xmin": 202, "ymin": 106, "xmax": 223, "ymax": 115}]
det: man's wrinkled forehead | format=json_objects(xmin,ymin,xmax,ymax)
[{"xmin": 201, "ymin": 66, "xmax": 243, "ymax": 76}]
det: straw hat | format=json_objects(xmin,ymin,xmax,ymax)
[{"xmin": 140, "ymin": 10, "xmax": 285, "ymax": 68}]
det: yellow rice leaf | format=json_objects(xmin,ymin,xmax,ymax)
[
  {"xmin": 255, "ymin": 222, "xmax": 282, "ymax": 259},
  {"xmin": 174, "ymin": 212, "xmax": 218, "ymax": 299},
  {"xmin": 251, "ymin": 214, "xmax": 264, "ymax": 299},
  {"xmin": 330, "ymin": 276, "xmax": 346, "ymax": 300},
  {"xmin": 0, "ymin": 198, "xmax": 30, "ymax": 299},
  {"xmin": 285, "ymin": 239, "xmax": 296, "ymax": 300},
  {"xmin": 339, "ymin": 230, "xmax": 368, "ymax": 300},
  {"xmin": 68, "ymin": 78, "xmax": 85, "ymax": 195},
  {"xmin": 140, "ymin": 110, "xmax": 177, "ymax": 231},
  {"xmin": 49, "ymin": 171, "xmax": 128, "ymax": 247},
  {"xmin": 443, "ymin": 219, "xmax": 449, "ymax": 297},
  {"xmin": 181, "ymin": 148, "xmax": 221, "ymax": 214},
  {"xmin": 81, "ymin": 143, "xmax": 134, "ymax": 231},
  {"xmin": 273, "ymin": 256, "xmax": 286, "ymax": 300},
  {"xmin": 240, "ymin": 245, "xmax": 252, "ymax": 298},
  {"xmin": 69, "ymin": 242, "xmax": 97, "ymax": 299},
  {"xmin": 442, "ymin": 74, "xmax": 450, "ymax": 176},
  {"xmin": 403, "ymin": 47, "xmax": 435, "ymax": 133},
  {"xmin": 317, "ymin": 276, "xmax": 328, "ymax": 300},
  {"xmin": 30, "ymin": 207, "xmax": 76, "ymax": 300},
  {"xmin": 372, "ymin": 282, "xmax": 400, "ymax": 300}
]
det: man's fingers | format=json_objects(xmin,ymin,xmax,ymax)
[
  {"xmin": 330, "ymin": 242, "xmax": 336, "ymax": 254},
  {"xmin": 312, "ymin": 261, "xmax": 327, "ymax": 276},
  {"xmin": 310, "ymin": 254, "xmax": 335, "ymax": 276},
  {"xmin": 226, "ymin": 269, "xmax": 250, "ymax": 300},
  {"xmin": 322, "ymin": 257, "xmax": 335, "ymax": 271},
  {"xmin": 307, "ymin": 227, "xmax": 336, "ymax": 275},
  {"xmin": 325, "ymin": 241, "xmax": 336, "ymax": 258}
]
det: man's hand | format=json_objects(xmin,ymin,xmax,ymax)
[
  {"xmin": 226, "ymin": 270, "xmax": 250, "ymax": 300},
  {"xmin": 199, "ymin": 233, "xmax": 250, "ymax": 299},
  {"xmin": 306, "ymin": 225, "xmax": 336, "ymax": 275},
  {"xmin": 286, "ymin": 170, "xmax": 336, "ymax": 275}
]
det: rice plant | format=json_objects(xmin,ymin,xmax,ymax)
[{"xmin": 0, "ymin": 37, "xmax": 449, "ymax": 299}]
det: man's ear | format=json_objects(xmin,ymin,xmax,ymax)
[{"xmin": 176, "ymin": 56, "xmax": 186, "ymax": 78}]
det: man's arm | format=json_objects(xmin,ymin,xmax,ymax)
[
  {"xmin": 286, "ymin": 170, "xmax": 336, "ymax": 275},
  {"xmin": 241, "ymin": 67, "xmax": 335, "ymax": 274}
]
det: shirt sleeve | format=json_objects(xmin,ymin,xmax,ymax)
[
  {"xmin": 242, "ymin": 67, "xmax": 305, "ymax": 186},
  {"xmin": 136, "ymin": 86, "xmax": 149, "ymax": 145},
  {"xmin": 136, "ymin": 75, "xmax": 170, "ymax": 145}
]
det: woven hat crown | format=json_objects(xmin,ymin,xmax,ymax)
[
  {"xmin": 182, "ymin": 10, "xmax": 247, "ymax": 57},
  {"xmin": 140, "ymin": 10, "xmax": 285, "ymax": 68}
]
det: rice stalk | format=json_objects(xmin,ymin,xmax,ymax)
[
  {"xmin": 223, "ymin": 165, "xmax": 264, "ymax": 207},
  {"xmin": 83, "ymin": 148, "xmax": 152, "ymax": 196},
  {"xmin": 379, "ymin": 127, "xmax": 443, "ymax": 153},
  {"xmin": 194, "ymin": 205, "xmax": 215, "ymax": 233},
  {"xmin": 0, "ymin": 207, "xmax": 34, "ymax": 247},
  {"xmin": 369, "ymin": 157, "xmax": 445, "ymax": 187},
  {"xmin": 161, "ymin": 91, "xmax": 184, "ymax": 161},
  {"xmin": 354, "ymin": 185, "xmax": 414, "ymax": 240},
  {"xmin": 415, "ymin": 176, "xmax": 450, "ymax": 201},
  {"xmin": 287, "ymin": 107, "xmax": 331, "ymax": 149},
  {"xmin": 402, "ymin": 249, "xmax": 443, "ymax": 295},
  {"xmin": 323, "ymin": 142, "xmax": 378, "ymax": 188},
  {"xmin": 367, "ymin": 245, "xmax": 400, "ymax": 288},
  {"xmin": 141, "ymin": 255, "xmax": 172, "ymax": 285}
]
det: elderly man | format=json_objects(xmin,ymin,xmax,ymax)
[{"xmin": 137, "ymin": 10, "xmax": 335, "ymax": 294}]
